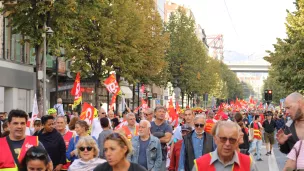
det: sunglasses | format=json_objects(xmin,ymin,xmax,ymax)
[
  {"xmin": 194, "ymin": 124, "xmax": 204, "ymax": 128},
  {"xmin": 101, "ymin": 112, "xmax": 106, "ymax": 114},
  {"xmin": 79, "ymin": 146, "xmax": 93, "ymax": 152},
  {"xmin": 144, "ymin": 113, "xmax": 152, "ymax": 116},
  {"xmin": 218, "ymin": 136, "xmax": 237, "ymax": 144},
  {"xmin": 26, "ymin": 152, "xmax": 47, "ymax": 160}
]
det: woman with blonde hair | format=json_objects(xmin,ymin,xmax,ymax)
[
  {"xmin": 94, "ymin": 132, "xmax": 146, "ymax": 171},
  {"xmin": 67, "ymin": 120, "xmax": 97, "ymax": 162},
  {"xmin": 68, "ymin": 136, "xmax": 106, "ymax": 171}
]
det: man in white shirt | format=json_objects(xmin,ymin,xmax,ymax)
[{"xmin": 91, "ymin": 107, "xmax": 113, "ymax": 139}]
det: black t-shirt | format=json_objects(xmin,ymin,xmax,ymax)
[
  {"xmin": 6, "ymin": 136, "xmax": 48, "ymax": 159},
  {"xmin": 93, "ymin": 162, "xmax": 147, "ymax": 171},
  {"xmin": 262, "ymin": 119, "xmax": 276, "ymax": 133}
]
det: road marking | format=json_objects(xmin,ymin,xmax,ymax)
[{"xmin": 268, "ymin": 149, "xmax": 280, "ymax": 171}]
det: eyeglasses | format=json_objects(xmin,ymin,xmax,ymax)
[
  {"xmin": 194, "ymin": 124, "xmax": 204, "ymax": 128},
  {"xmin": 101, "ymin": 112, "xmax": 106, "ymax": 114},
  {"xmin": 217, "ymin": 136, "xmax": 237, "ymax": 144},
  {"xmin": 144, "ymin": 113, "xmax": 152, "ymax": 116},
  {"xmin": 79, "ymin": 146, "xmax": 93, "ymax": 152}
]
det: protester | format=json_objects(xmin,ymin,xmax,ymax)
[
  {"xmin": 283, "ymin": 140, "xmax": 304, "ymax": 171},
  {"xmin": 120, "ymin": 113, "xmax": 139, "ymax": 140},
  {"xmin": 68, "ymin": 136, "xmax": 106, "ymax": 171},
  {"xmin": 249, "ymin": 115, "xmax": 263, "ymax": 161},
  {"xmin": 169, "ymin": 124, "xmax": 192, "ymax": 171},
  {"xmin": 47, "ymin": 108, "xmax": 58, "ymax": 118},
  {"xmin": 173, "ymin": 109, "xmax": 194, "ymax": 143},
  {"xmin": 21, "ymin": 146, "xmax": 49, "ymax": 171},
  {"xmin": 150, "ymin": 106, "xmax": 173, "ymax": 171},
  {"xmin": 54, "ymin": 98, "xmax": 65, "ymax": 116},
  {"xmin": 93, "ymin": 132, "xmax": 147, "ymax": 171},
  {"xmin": 98, "ymin": 117, "xmax": 113, "ymax": 159},
  {"xmin": 0, "ymin": 110, "xmax": 53, "ymax": 171},
  {"xmin": 129, "ymin": 120, "xmax": 162, "ymax": 170},
  {"xmin": 0, "ymin": 112, "xmax": 7, "ymax": 136},
  {"xmin": 263, "ymin": 111, "xmax": 276, "ymax": 155},
  {"xmin": 67, "ymin": 120, "xmax": 96, "ymax": 162},
  {"xmin": 277, "ymin": 92, "xmax": 304, "ymax": 154},
  {"xmin": 69, "ymin": 117, "xmax": 79, "ymax": 134},
  {"xmin": 31, "ymin": 118, "xmax": 42, "ymax": 135},
  {"xmin": 205, "ymin": 111, "xmax": 216, "ymax": 134},
  {"xmin": 234, "ymin": 113, "xmax": 250, "ymax": 155},
  {"xmin": 91, "ymin": 107, "xmax": 107, "ymax": 139},
  {"xmin": 193, "ymin": 121, "xmax": 258, "ymax": 171},
  {"xmin": 179, "ymin": 114, "xmax": 216, "ymax": 171},
  {"xmin": 111, "ymin": 118, "xmax": 120, "ymax": 129},
  {"xmin": 143, "ymin": 108, "xmax": 154, "ymax": 122},
  {"xmin": 55, "ymin": 116, "xmax": 75, "ymax": 170},
  {"xmin": 0, "ymin": 120, "xmax": 9, "ymax": 137},
  {"xmin": 34, "ymin": 115, "xmax": 66, "ymax": 171},
  {"xmin": 108, "ymin": 110, "xmax": 115, "ymax": 120}
]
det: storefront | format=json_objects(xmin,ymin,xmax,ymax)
[{"xmin": 0, "ymin": 60, "xmax": 35, "ymax": 112}]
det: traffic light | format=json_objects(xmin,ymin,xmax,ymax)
[
  {"xmin": 264, "ymin": 89, "xmax": 273, "ymax": 101},
  {"xmin": 268, "ymin": 90, "xmax": 272, "ymax": 101}
]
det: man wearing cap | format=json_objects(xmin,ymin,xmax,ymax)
[
  {"xmin": 169, "ymin": 124, "xmax": 192, "ymax": 171},
  {"xmin": 262, "ymin": 111, "xmax": 276, "ymax": 156}
]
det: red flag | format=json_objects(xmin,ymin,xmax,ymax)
[
  {"xmin": 176, "ymin": 101, "xmax": 181, "ymax": 114},
  {"xmin": 168, "ymin": 99, "xmax": 178, "ymax": 127},
  {"xmin": 104, "ymin": 73, "xmax": 121, "ymax": 94},
  {"xmin": 142, "ymin": 99, "xmax": 148, "ymax": 110},
  {"xmin": 104, "ymin": 73, "xmax": 121, "ymax": 110},
  {"xmin": 80, "ymin": 102, "xmax": 97, "ymax": 125},
  {"xmin": 249, "ymin": 96, "xmax": 254, "ymax": 104},
  {"xmin": 71, "ymin": 72, "xmax": 82, "ymax": 109},
  {"xmin": 109, "ymin": 94, "xmax": 118, "ymax": 110}
]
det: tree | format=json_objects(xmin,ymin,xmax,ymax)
[
  {"xmin": 265, "ymin": 0, "xmax": 304, "ymax": 93},
  {"xmin": 64, "ymin": 0, "xmax": 169, "ymax": 106},
  {"xmin": 2, "ymin": 0, "xmax": 77, "ymax": 115},
  {"xmin": 166, "ymin": 7, "xmax": 210, "ymax": 106}
]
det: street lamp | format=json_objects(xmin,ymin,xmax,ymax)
[{"xmin": 42, "ymin": 25, "xmax": 53, "ymax": 115}]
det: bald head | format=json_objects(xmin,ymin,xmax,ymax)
[
  {"xmin": 285, "ymin": 92, "xmax": 304, "ymax": 121},
  {"xmin": 286, "ymin": 92, "xmax": 304, "ymax": 103}
]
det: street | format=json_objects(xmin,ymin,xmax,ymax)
[{"xmin": 254, "ymin": 143, "xmax": 287, "ymax": 171}]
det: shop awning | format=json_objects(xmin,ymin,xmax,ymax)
[{"xmin": 121, "ymin": 86, "xmax": 133, "ymax": 99}]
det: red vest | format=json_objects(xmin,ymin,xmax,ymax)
[
  {"xmin": 61, "ymin": 131, "xmax": 74, "ymax": 170},
  {"xmin": 194, "ymin": 152, "xmax": 252, "ymax": 171},
  {"xmin": 205, "ymin": 119, "xmax": 215, "ymax": 134},
  {"xmin": 0, "ymin": 136, "xmax": 38, "ymax": 170},
  {"xmin": 122, "ymin": 125, "xmax": 139, "ymax": 140},
  {"xmin": 253, "ymin": 122, "xmax": 262, "ymax": 140}
]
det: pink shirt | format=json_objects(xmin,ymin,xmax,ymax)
[{"xmin": 287, "ymin": 140, "xmax": 304, "ymax": 169}]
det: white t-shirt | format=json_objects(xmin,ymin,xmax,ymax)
[{"xmin": 91, "ymin": 118, "xmax": 112, "ymax": 139}]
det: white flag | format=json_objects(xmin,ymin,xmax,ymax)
[{"xmin": 30, "ymin": 94, "xmax": 39, "ymax": 127}]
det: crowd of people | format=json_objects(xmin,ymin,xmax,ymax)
[{"xmin": 0, "ymin": 92, "xmax": 304, "ymax": 171}]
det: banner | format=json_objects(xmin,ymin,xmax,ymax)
[
  {"xmin": 71, "ymin": 72, "xmax": 82, "ymax": 109},
  {"xmin": 104, "ymin": 73, "xmax": 121, "ymax": 110},
  {"xmin": 80, "ymin": 102, "xmax": 97, "ymax": 125},
  {"xmin": 168, "ymin": 98, "xmax": 178, "ymax": 127},
  {"xmin": 104, "ymin": 74, "xmax": 121, "ymax": 94},
  {"xmin": 30, "ymin": 94, "xmax": 39, "ymax": 127}
]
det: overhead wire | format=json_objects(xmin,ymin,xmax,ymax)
[{"xmin": 223, "ymin": 0, "xmax": 239, "ymax": 38}]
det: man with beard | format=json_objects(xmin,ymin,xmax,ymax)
[{"xmin": 276, "ymin": 92, "xmax": 304, "ymax": 154}]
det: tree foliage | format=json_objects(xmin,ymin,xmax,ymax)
[
  {"xmin": 166, "ymin": 8, "xmax": 242, "ymax": 104},
  {"xmin": 265, "ymin": 0, "xmax": 304, "ymax": 94},
  {"xmin": 2, "ymin": 0, "xmax": 77, "ymax": 115}
]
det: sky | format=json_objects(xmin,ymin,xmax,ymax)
[{"xmin": 170, "ymin": 0, "xmax": 296, "ymax": 63}]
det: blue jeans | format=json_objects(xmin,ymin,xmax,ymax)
[{"xmin": 249, "ymin": 138, "xmax": 262, "ymax": 160}]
